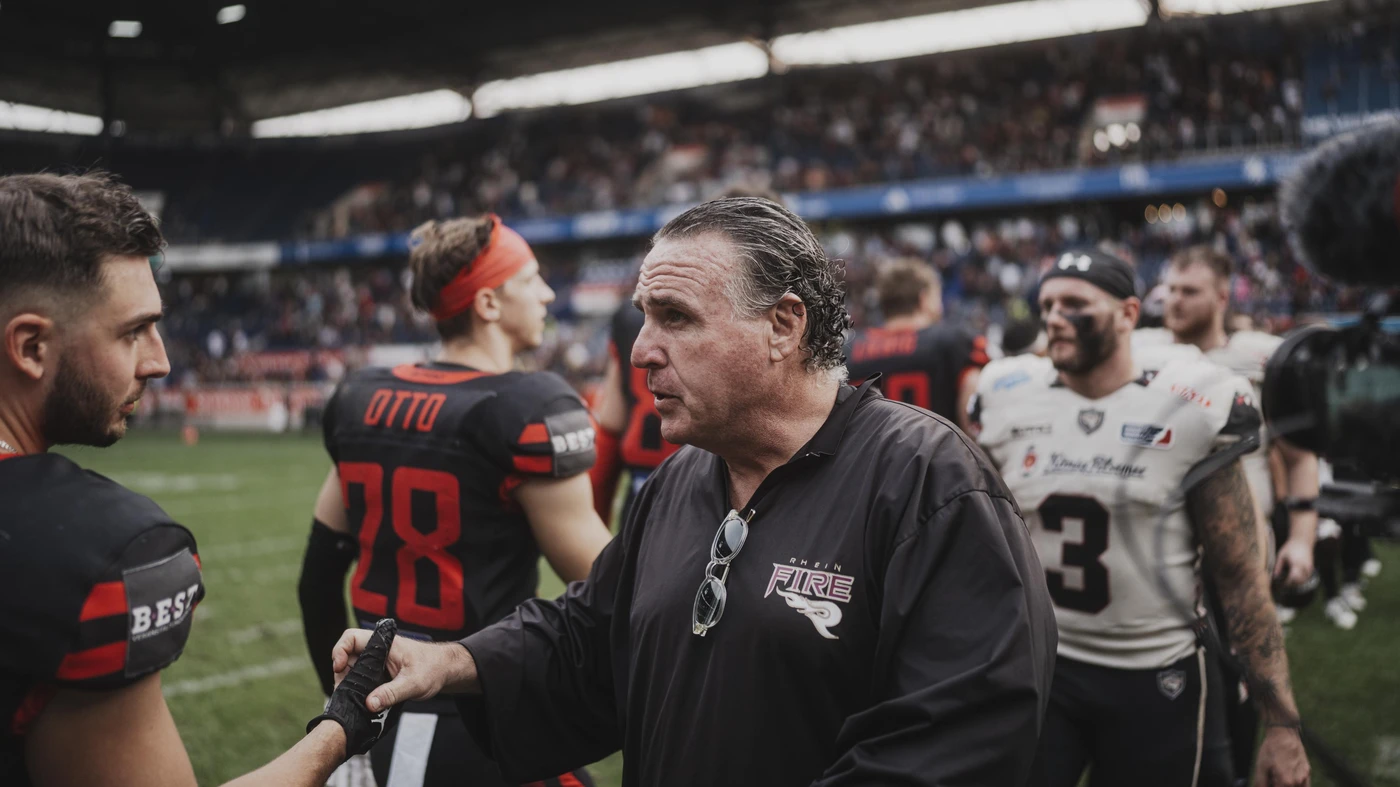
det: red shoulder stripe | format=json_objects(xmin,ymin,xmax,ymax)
[
  {"xmin": 56, "ymin": 641, "xmax": 126, "ymax": 681},
  {"xmin": 512, "ymin": 455, "xmax": 553, "ymax": 474},
  {"xmin": 192, "ymin": 553, "xmax": 202, "ymax": 570},
  {"xmin": 517, "ymin": 423, "xmax": 549, "ymax": 445},
  {"xmin": 10, "ymin": 684, "xmax": 57, "ymax": 735},
  {"xmin": 557, "ymin": 774, "xmax": 588, "ymax": 787},
  {"xmin": 78, "ymin": 581, "xmax": 128, "ymax": 621},
  {"xmin": 391, "ymin": 365, "xmax": 492, "ymax": 385}
]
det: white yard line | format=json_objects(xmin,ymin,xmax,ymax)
[
  {"xmin": 199, "ymin": 536, "xmax": 305, "ymax": 561},
  {"xmin": 162, "ymin": 657, "xmax": 307, "ymax": 699},
  {"xmin": 227, "ymin": 618, "xmax": 303, "ymax": 646},
  {"xmin": 203, "ymin": 563, "xmax": 301, "ymax": 585},
  {"xmin": 161, "ymin": 490, "xmax": 315, "ymax": 519}
]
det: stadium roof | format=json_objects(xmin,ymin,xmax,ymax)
[
  {"xmin": 0, "ymin": 0, "xmax": 1334, "ymax": 137},
  {"xmin": 0, "ymin": 0, "xmax": 1018, "ymax": 135}
]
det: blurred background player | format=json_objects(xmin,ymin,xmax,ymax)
[
  {"xmin": 999, "ymin": 317, "xmax": 1048, "ymax": 358},
  {"xmin": 972, "ymin": 249, "xmax": 1308, "ymax": 787},
  {"xmin": 844, "ymin": 258, "xmax": 989, "ymax": 432},
  {"xmin": 1141, "ymin": 246, "xmax": 1319, "ymax": 587},
  {"xmin": 0, "ymin": 171, "xmax": 374, "ymax": 787},
  {"xmin": 589, "ymin": 302, "xmax": 679, "ymax": 525},
  {"xmin": 298, "ymin": 214, "xmax": 609, "ymax": 787}
]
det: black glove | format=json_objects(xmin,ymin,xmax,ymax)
[{"xmin": 306, "ymin": 618, "xmax": 402, "ymax": 756}]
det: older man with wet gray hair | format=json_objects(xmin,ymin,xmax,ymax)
[{"xmin": 331, "ymin": 197, "xmax": 1057, "ymax": 787}]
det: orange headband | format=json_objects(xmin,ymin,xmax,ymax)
[{"xmin": 430, "ymin": 217, "xmax": 535, "ymax": 322}]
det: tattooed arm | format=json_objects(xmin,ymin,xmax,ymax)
[{"xmin": 1189, "ymin": 458, "xmax": 1310, "ymax": 787}]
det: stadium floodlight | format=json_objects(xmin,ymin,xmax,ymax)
[
  {"xmin": 108, "ymin": 20, "xmax": 143, "ymax": 38},
  {"xmin": 217, "ymin": 5, "xmax": 246, "ymax": 25},
  {"xmin": 250, "ymin": 89, "xmax": 473, "ymax": 138},
  {"xmin": 0, "ymin": 101, "xmax": 104, "ymax": 135},
  {"xmin": 1158, "ymin": 0, "xmax": 1332, "ymax": 13},
  {"xmin": 769, "ymin": 0, "xmax": 1149, "ymax": 66},
  {"xmin": 471, "ymin": 42, "xmax": 769, "ymax": 119}
]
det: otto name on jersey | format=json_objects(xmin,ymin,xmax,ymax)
[{"xmin": 973, "ymin": 351, "xmax": 1259, "ymax": 670}]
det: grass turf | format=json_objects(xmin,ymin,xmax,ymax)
[{"xmin": 62, "ymin": 431, "xmax": 1397, "ymax": 786}]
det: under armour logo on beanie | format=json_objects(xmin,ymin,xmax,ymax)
[{"xmin": 1039, "ymin": 249, "xmax": 1138, "ymax": 300}]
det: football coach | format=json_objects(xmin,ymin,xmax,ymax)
[{"xmin": 334, "ymin": 197, "xmax": 1057, "ymax": 786}]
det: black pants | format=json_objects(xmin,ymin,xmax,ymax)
[
  {"xmin": 1031, "ymin": 651, "xmax": 1234, "ymax": 787},
  {"xmin": 370, "ymin": 704, "xmax": 595, "ymax": 787}
]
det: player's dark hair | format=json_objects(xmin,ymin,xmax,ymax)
[
  {"xmin": 875, "ymin": 258, "xmax": 939, "ymax": 318},
  {"xmin": 0, "ymin": 171, "xmax": 163, "ymax": 309},
  {"xmin": 408, "ymin": 215, "xmax": 496, "ymax": 340},
  {"xmin": 654, "ymin": 196, "xmax": 850, "ymax": 373},
  {"xmin": 1168, "ymin": 245, "xmax": 1233, "ymax": 287}
]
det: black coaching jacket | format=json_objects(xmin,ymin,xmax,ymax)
[{"xmin": 458, "ymin": 380, "xmax": 1057, "ymax": 787}]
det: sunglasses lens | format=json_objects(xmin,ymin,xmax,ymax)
[
  {"xmin": 693, "ymin": 576, "xmax": 727, "ymax": 634},
  {"xmin": 713, "ymin": 512, "xmax": 748, "ymax": 562}
]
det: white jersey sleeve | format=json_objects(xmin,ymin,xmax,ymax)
[{"xmin": 1208, "ymin": 331, "xmax": 1285, "ymax": 516}]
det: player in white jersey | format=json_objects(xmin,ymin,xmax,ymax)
[
  {"xmin": 971, "ymin": 249, "xmax": 1308, "ymax": 787},
  {"xmin": 1135, "ymin": 246, "xmax": 1318, "ymax": 587}
]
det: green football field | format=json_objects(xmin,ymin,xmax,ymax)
[{"xmin": 62, "ymin": 431, "xmax": 1399, "ymax": 787}]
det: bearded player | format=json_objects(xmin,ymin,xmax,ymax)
[
  {"xmin": 0, "ymin": 172, "xmax": 394, "ymax": 787},
  {"xmin": 298, "ymin": 215, "xmax": 610, "ymax": 787},
  {"xmin": 971, "ymin": 249, "xmax": 1308, "ymax": 787},
  {"xmin": 844, "ymin": 258, "xmax": 987, "ymax": 432},
  {"xmin": 1136, "ymin": 246, "xmax": 1318, "ymax": 586}
]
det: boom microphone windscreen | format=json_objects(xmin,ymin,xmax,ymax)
[{"xmin": 1278, "ymin": 120, "xmax": 1400, "ymax": 287}]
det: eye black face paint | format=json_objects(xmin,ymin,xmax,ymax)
[{"xmin": 1052, "ymin": 311, "xmax": 1116, "ymax": 374}]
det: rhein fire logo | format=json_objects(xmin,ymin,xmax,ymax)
[{"xmin": 765, "ymin": 562, "xmax": 854, "ymax": 640}]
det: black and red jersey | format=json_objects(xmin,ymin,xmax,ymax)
[
  {"xmin": 607, "ymin": 307, "xmax": 681, "ymax": 521},
  {"xmin": 0, "ymin": 453, "xmax": 203, "ymax": 785},
  {"xmin": 609, "ymin": 306, "xmax": 680, "ymax": 474},
  {"xmin": 843, "ymin": 324, "xmax": 989, "ymax": 422},
  {"xmin": 323, "ymin": 362, "xmax": 596, "ymax": 644}
]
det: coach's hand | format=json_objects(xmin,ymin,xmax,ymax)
[
  {"xmin": 332, "ymin": 627, "xmax": 481, "ymax": 713},
  {"xmin": 1255, "ymin": 726, "xmax": 1310, "ymax": 787}
]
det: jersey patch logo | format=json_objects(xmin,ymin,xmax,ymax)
[
  {"xmin": 1045, "ymin": 453, "xmax": 1147, "ymax": 479},
  {"xmin": 1157, "ymin": 669, "xmax": 1187, "ymax": 700},
  {"xmin": 1120, "ymin": 423, "xmax": 1174, "ymax": 450},
  {"xmin": 123, "ymin": 548, "xmax": 202, "ymax": 678},
  {"xmin": 1011, "ymin": 423, "xmax": 1052, "ymax": 439},
  {"xmin": 544, "ymin": 409, "xmax": 597, "ymax": 477},
  {"xmin": 992, "ymin": 369, "xmax": 1032, "ymax": 391},
  {"xmin": 1022, "ymin": 445, "xmax": 1038, "ymax": 477},
  {"xmin": 765, "ymin": 562, "xmax": 854, "ymax": 640},
  {"xmin": 1170, "ymin": 383, "xmax": 1213, "ymax": 409},
  {"xmin": 1077, "ymin": 408, "xmax": 1105, "ymax": 435}
]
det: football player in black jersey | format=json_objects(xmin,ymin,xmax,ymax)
[
  {"xmin": 0, "ymin": 173, "xmax": 385, "ymax": 787},
  {"xmin": 299, "ymin": 214, "xmax": 610, "ymax": 787},
  {"xmin": 590, "ymin": 303, "xmax": 680, "ymax": 525},
  {"xmin": 843, "ymin": 258, "xmax": 988, "ymax": 432}
]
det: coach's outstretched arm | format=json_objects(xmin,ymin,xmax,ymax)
[{"xmin": 1190, "ymin": 458, "xmax": 1310, "ymax": 787}]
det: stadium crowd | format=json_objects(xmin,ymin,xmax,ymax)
[
  {"xmin": 159, "ymin": 193, "xmax": 1363, "ymax": 388},
  {"xmin": 301, "ymin": 14, "xmax": 1310, "ymax": 240}
]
